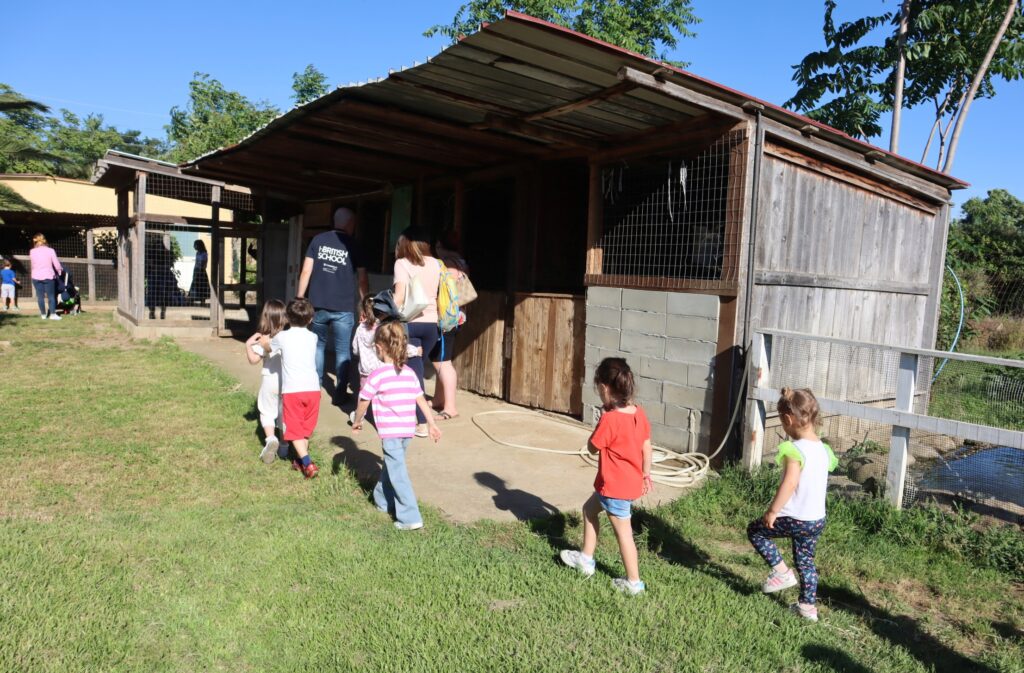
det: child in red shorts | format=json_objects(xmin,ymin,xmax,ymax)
[{"xmin": 261, "ymin": 298, "xmax": 321, "ymax": 479}]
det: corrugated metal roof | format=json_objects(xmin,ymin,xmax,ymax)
[{"xmin": 183, "ymin": 11, "xmax": 966, "ymax": 201}]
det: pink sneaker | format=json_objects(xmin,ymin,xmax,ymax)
[
  {"xmin": 790, "ymin": 603, "xmax": 819, "ymax": 622},
  {"xmin": 761, "ymin": 569, "xmax": 798, "ymax": 594}
]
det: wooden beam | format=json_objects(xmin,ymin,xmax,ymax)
[
  {"xmin": 332, "ymin": 100, "xmax": 547, "ymax": 155},
  {"xmin": 523, "ymin": 81, "xmax": 637, "ymax": 122},
  {"xmin": 584, "ymin": 274, "xmax": 739, "ymax": 295},
  {"xmin": 710, "ymin": 296, "xmax": 738, "ymax": 466},
  {"xmin": 85, "ymin": 229, "xmax": 96, "ymax": 303},
  {"xmin": 754, "ymin": 271, "xmax": 932, "ymax": 296},
  {"xmin": 211, "ymin": 185, "xmax": 223, "ymax": 336},
  {"xmin": 388, "ymin": 74, "xmax": 519, "ymax": 116},
  {"xmin": 764, "ymin": 143, "xmax": 939, "ymax": 214},
  {"xmin": 762, "ymin": 118, "xmax": 951, "ymax": 203},
  {"xmin": 618, "ymin": 66, "xmax": 746, "ymax": 121},
  {"xmin": 585, "ymin": 162, "xmax": 603, "ymax": 276},
  {"xmin": 474, "ymin": 114, "xmax": 600, "ymax": 150},
  {"xmin": 133, "ymin": 172, "xmax": 146, "ymax": 322},
  {"xmin": 589, "ymin": 114, "xmax": 739, "ymax": 164}
]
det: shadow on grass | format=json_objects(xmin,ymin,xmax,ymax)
[
  {"xmin": 474, "ymin": 471, "xmax": 559, "ymax": 521},
  {"xmin": 820, "ymin": 583, "xmax": 999, "ymax": 673},
  {"xmin": 632, "ymin": 509, "xmax": 756, "ymax": 597},
  {"xmin": 991, "ymin": 620, "xmax": 1023, "ymax": 644},
  {"xmin": 525, "ymin": 507, "xmax": 630, "ymax": 578},
  {"xmin": 801, "ymin": 645, "xmax": 874, "ymax": 673},
  {"xmin": 329, "ymin": 434, "xmax": 382, "ymax": 492}
]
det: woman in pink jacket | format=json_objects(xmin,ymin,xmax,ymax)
[{"xmin": 29, "ymin": 233, "xmax": 63, "ymax": 320}]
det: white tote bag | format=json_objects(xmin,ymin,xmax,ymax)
[{"xmin": 399, "ymin": 269, "xmax": 431, "ymax": 322}]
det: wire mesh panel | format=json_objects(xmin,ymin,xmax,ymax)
[
  {"xmin": 761, "ymin": 332, "xmax": 1024, "ymax": 520},
  {"xmin": 0, "ymin": 225, "xmax": 119, "ymax": 310},
  {"xmin": 141, "ymin": 223, "xmax": 211, "ymax": 323},
  {"xmin": 593, "ymin": 129, "xmax": 745, "ymax": 291}
]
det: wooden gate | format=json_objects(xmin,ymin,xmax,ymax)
[
  {"xmin": 453, "ymin": 290, "xmax": 507, "ymax": 398},
  {"xmin": 508, "ymin": 293, "xmax": 585, "ymax": 415}
]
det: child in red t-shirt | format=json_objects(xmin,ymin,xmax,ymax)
[{"xmin": 560, "ymin": 358, "xmax": 653, "ymax": 594}]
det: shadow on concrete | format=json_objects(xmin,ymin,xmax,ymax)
[
  {"xmin": 801, "ymin": 645, "xmax": 874, "ymax": 673},
  {"xmin": 329, "ymin": 434, "xmax": 382, "ymax": 491},
  {"xmin": 820, "ymin": 584, "xmax": 1000, "ymax": 673},
  {"xmin": 474, "ymin": 471, "xmax": 559, "ymax": 521},
  {"xmin": 632, "ymin": 509, "xmax": 756, "ymax": 597}
]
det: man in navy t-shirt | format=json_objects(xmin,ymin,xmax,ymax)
[{"xmin": 297, "ymin": 207, "xmax": 369, "ymax": 404}]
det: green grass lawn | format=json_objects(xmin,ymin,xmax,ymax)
[{"xmin": 1, "ymin": 312, "xmax": 1022, "ymax": 673}]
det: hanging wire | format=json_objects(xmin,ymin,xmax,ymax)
[{"xmin": 933, "ymin": 264, "xmax": 965, "ymax": 383}]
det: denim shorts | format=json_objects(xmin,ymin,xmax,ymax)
[{"xmin": 598, "ymin": 494, "xmax": 633, "ymax": 518}]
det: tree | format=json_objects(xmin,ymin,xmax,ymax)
[
  {"xmin": 787, "ymin": 0, "xmax": 1024, "ymax": 172},
  {"xmin": 166, "ymin": 73, "xmax": 280, "ymax": 163},
  {"xmin": 0, "ymin": 85, "xmax": 69, "ymax": 174},
  {"xmin": 292, "ymin": 64, "xmax": 330, "ymax": 106},
  {"xmin": 425, "ymin": 0, "xmax": 699, "ymax": 62}
]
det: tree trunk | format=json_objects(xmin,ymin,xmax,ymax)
[
  {"xmin": 890, "ymin": 0, "xmax": 913, "ymax": 153},
  {"xmin": 943, "ymin": 0, "xmax": 1019, "ymax": 173}
]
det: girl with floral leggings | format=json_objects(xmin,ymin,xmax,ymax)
[{"xmin": 747, "ymin": 387, "xmax": 837, "ymax": 622}]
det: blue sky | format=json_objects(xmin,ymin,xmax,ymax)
[{"xmin": 4, "ymin": 0, "xmax": 1022, "ymax": 212}]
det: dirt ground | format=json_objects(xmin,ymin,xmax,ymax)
[{"xmin": 176, "ymin": 335, "xmax": 689, "ymax": 523}]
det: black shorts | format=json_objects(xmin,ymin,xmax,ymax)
[{"xmin": 430, "ymin": 327, "xmax": 458, "ymax": 362}]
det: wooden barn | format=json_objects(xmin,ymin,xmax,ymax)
[{"xmin": 178, "ymin": 12, "xmax": 966, "ymax": 454}]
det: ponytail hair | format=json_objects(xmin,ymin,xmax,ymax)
[
  {"xmin": 594, "ymin": 357, "xmax": 635, "ymax": 410},
  {"xmin": 777, "ymin": 387, "xmax": 820, "ymax": 428},
  {"xmin": 374, "ymin": 321, "xmax": 409, "ymax": 374}
]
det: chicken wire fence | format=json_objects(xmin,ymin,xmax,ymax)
[
  {"xmin": 593, "ymin": 129, "xmax": 746, "ymax": 290},
  {"xmin": 141, "ymin": 223, "xmax": 212, "ymax": 323},
  {"xmin": 0, "ymin": 225, "xmax": 118, "ymax": 309},
  {"xmin": 749, "ymin": 330, "xmax": 1024, "ymax": 522}
]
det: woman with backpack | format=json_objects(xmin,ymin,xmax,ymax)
[
  {"xmin": 430, "ymin": 235, "xmax": 469, "ymax": 420},
  {"xmin": 392, "ymin": 226, "xmax": 442, "ymax": 438}
]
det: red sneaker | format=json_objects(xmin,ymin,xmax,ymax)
[
  {"xmin": 302, "ymin": 463, "xmax": 319, "ymax": 479},
  {"xmin": 291, "ymin": 460, "xmax": 301, "ymax": 471}
]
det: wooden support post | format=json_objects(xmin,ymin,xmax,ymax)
[
  {"xmin": 886, "ymin": 352, "xmax": 918, "ymax": 508},
  {"xmin": 742, "ymin": 332, "xmax": 772, "ymax": 471},
  {"xmin": 240, "ymin": 236, "xmax": 247, "ymax": 311},
  {"xmin": 116, "ymin": 188, "xmax": 129, "ymax": 316},
  {"xmin": 133, "ymin": 173, "xmax": 146, "ymax": 322},
  {"xmin": 211, "ymin": 185, "xmax": 223, "ymax": 336},
  {"xmin": 585, "ymin": 162, "xmax": 603, "ymax": 279},
  {"xmin": 85, "ymin": 229, "xmax": 96, "ymax": 303}
]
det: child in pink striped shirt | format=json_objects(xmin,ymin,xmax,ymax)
[{"xmin": 352, "ymin": 321, "xmax": 440, "ymax": 530}]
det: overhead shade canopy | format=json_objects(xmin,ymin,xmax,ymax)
[
  {"xmin": 183, "ymin": 11, "xmax": 966, "ymax": 202},
  {"xmin": 0, "ymin": 210, "xmax": 117, "ymax": 229}
]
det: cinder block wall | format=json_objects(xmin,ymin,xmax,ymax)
[{"xmin": 583, "ymin": 288, "xmax": 719, "ymax": 451}]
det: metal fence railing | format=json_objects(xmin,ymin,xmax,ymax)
[{"xmin": 743, "ymin": 330, "xmax": 1024, "ymax": 519}]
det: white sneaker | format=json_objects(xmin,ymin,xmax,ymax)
[
  {"xmin": 762, "ymin": 569, "xmax": 798, "ymax": 594},
  {"xmin": 611, "ymin": 578, "xmax": 646, "ymax": 595},
  {"xmin": 260, "ymin": 436, "xmax": 279, "ymax": 464},
  {"xmin": 49, "ymin": 314, "xmax": 61, "ymax": 321},
  {"xmin": 559, "ymin": 549, "xmax": 596, "ymax": 578},
  {"xmin": 40, "ymin": 314, "xmax": 47, "ymax": 319},
  {"xmin": 790, "ymin": 603, "xmax": 819, "ymax": 622},
  {"xmin": 348, "ymin": 411, "xmax": 356, "ymax": 426},
  {"xmin": 394, "ymin": 521, "xmax": 424, "ymax": 531}
]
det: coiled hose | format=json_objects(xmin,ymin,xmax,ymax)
[{"xmin": 471, "ymin": 347, "xmax": 753, "ymax": 489}]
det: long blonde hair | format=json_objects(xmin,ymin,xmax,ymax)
[
  {"xmin": 374, "ymin": 321, "xmax": 408, "ymax": 374},
  {"xmin": 32, "ymin": 233, "xmax": 47, "ymax": 248}
]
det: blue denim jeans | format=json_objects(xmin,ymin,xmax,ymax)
[
  {"xmin": 32, "ymin": 278, "xmax": 56, "ymax": 316},
  {"xmin": 310, "ymin": 309, "xmax": 355, "ymax": 399},
  {"xmin": 373, "ymin": 437, "xmax": 422, "ymax": 526}
]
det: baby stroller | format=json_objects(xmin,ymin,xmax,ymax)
[{"xmin": 54, "ymin": 268, "xmax": 81, "ymax": 315}]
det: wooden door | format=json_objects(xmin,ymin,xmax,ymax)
[
  {"xmin": 453, "ymin": 290, "xmax": 507, "ymax": 398},
  {"xmin": 509, "ymin": 293, "xmax": 586, "ymax": 415}
]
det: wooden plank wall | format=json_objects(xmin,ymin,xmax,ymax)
[
  {"xmin": 508, "ymin": 293, "xmax": 586, "ymax": 415},
  {"xmin": 752, "ymin": 148, "xmax": 945, "ymax": 403},
  {"xmin": 454, "ymin": 290, "xmax": 507, "ymax": 398}
]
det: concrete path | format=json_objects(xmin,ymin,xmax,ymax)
[{"xmin": 176, "ymin": 335, "xmax": 686, "ymax": 523}]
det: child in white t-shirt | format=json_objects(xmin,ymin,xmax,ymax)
[
  {"xmin": 245, "ymin": 299, "xmax": 287, "ymax": 464},
  {"xmin": 260, "ymin": 298, "xmax": 321, "ymax": 480},
  {"xmin": 747, "ymin": 387, "xmax": 837, "ymax": 622}
]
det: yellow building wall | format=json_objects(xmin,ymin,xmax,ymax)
[{"xmin": 0, "ymin": 175, "xmax": 233, "ymax": 221}]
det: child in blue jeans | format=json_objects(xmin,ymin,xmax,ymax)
[{"xmin": 747, "ymin": 387, "xmax": 837, "ymax": 622}]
